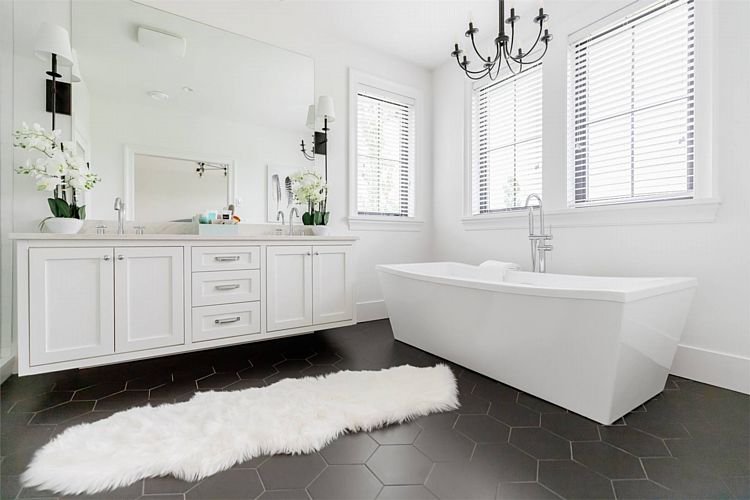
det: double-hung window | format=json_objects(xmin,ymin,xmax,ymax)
[
  {"xmin": 471, "ymin": 63, "xmax": 543, "ymax": 214},
  {"xmin": 354, "ymin": 86, "xmax": 415, "ymax": 217},
  {"xmin": 569, "ymin": 0, "xmax": 695, "ymax": 206}
]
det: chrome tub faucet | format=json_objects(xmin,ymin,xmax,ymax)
[{"xmin": 524, "ymin": 193, "xmax": 553, "ymax": 273}]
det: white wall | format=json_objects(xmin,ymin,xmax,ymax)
[
  {"xmin": 433, "ymin": 0, "xmax": 750, "ymax": 393},
  {"xmin": 0, "ymin": 0, "xmax": 15, "ymax": 377}
]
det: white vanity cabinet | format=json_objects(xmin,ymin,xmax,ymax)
[
  {"xmin": 27, "ymin": 246, "xmax": 184, "ymax": 365},
  {"xmin": 14, "ymin": 235, "xmax": 357, "ymax": 376},
  {"xmin": 266, "ymin": 245, "xmax": 354, "ymax": 332},
  {"xmin": 114, "ymin": 247, "xmax": 185, "ymax": 353},
  {"xmin": 28, "ymin": 247, "xmax": 115, "ymax": 365},
  {"xmin": 312, "ymin": 246, "xmax": 354, "ymax": 325},
  {"xmin": 266, "ymin": 246, "xmax": 313, "ymax": 332}
]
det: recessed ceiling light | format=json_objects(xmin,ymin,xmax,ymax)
[
  {"xmin": 147, "ymin": 90, "xmax": 169, "ymax": 101},
  {"xmin": 182, "ymin": 86, "xmax": 194, "ymax": 93}
]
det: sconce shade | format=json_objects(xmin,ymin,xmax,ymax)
[
  {"xmin": 316, "ymin": 96, "xmax": 336, "ymax": 123},
  {"xmin": 71, "ymin": 49, "xmax": 83, "ymax": 83},
  {"xmin": 34, "ymin": 22, "xmax": 74, "ymax": 66},
  {"xmin": 306, "ymin": 104, "xmax": 317, "ymax": 130}
]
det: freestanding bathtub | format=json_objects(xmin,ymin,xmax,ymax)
[{"xmin": 377, "ymin": 262, "xmax": 697, "ymax": 424}]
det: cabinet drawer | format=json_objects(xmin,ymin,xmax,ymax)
[
  {"xmin": 192, "ymin": 302, "xmax": 260, "ymax": 342},
  {"xmin": 192, "ymin": 246, "xmax": 260, "ymax": 272},
  {"xmin": 192, "ymin": 270, "xmax": 260, "ymax": 307}
]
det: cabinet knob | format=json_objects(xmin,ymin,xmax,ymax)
[
  {"xmin": 117, "ymin": 255, "xmax": 125, "ymax": 261},
  {"xmin": 314, "ymin": 251, "xmax": 320, "ymax": 256},
  {"xmin": 103, "ymin": 255, "xmax": 111, "ymax": 261},
  {"xmin": 306, "ymin": 251, "xmax": 312, "ymax": 256}
]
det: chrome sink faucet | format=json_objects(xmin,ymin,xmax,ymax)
[
  {"xmin": 276, "ymin": 210, "xmax": 285, "ymax": 227},
  {"xmin": 288, "ymin": 207, "xmax": 299, "ymax": 236},
  {"xmin": 524, "ymin": 193, "xmax": 553, "ymax": 273},
  {"xmin": 114, "ymin": 197, "xmax": 125, "ymax": 235}
]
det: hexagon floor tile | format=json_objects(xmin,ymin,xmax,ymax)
[
  {"xmin": 307, "ymin": 464, "xmax": 382, "ymax": 500},
  {"xmin": 367, "ymin": 445, "xmax": 432, "ymax": 485},
  {"xmin": 3, "ymin": 319, "xmax": 748, "ymax": 500},
  {"xmin": 319, "ymin": 432, "xmax": 378, "ymax": 464}
]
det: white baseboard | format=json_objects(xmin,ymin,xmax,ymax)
[
  {"xmin": 356, "ymin": 300, "xmax": 388, "ymax": 323},
  {"xmin": 671, "ymin": 344, "xmax": 750, "ymax": 394},
  {"xmin": 0, "ymin": 352, "xmax": 16, "ymax": 384}
]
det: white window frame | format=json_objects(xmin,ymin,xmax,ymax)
[
  {"xmin": 568, "ymin": 0, "xmax": 697, "ymax": 208},
  {"xmin": 348, "ymin": 69, "xmax": 424, "ymax": 231},
  {"xmin": 470, "ymin": 63, "xmax": 544, "ymax": 215},
  {"xmin": 461, "ymin": 0, "xmax": 719, "ymax": 230}
]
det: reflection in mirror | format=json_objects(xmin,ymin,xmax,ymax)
[
  {"xmin": 71, "ymin": 0, "xmax": 314, "ymax": 222},
  {"xmin": 133, "ymin": 154, "xmax": 231, "ymax": 222}
]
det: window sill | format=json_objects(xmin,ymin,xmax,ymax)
[
  {"xmin": 348, "ymin": 216, "xmax": 425, "ymax": 232},
  {"xmin": 461, "ymin": 197, "xmax": 721, "ymax": 230}
]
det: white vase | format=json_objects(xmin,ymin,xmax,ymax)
[
  {"xmin": 311, "ymin": 225, "xmax": 329, "ymax": 236},
  {"xmin": 43, "ymin": 217, "xmax": 84, "ymax": 234}
]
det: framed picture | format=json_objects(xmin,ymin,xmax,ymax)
[{"xmin": 266, "ymin": 164, "xmax": 305, "ymax": 223}]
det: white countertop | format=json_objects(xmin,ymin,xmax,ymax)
[{"xmin": 9, "ymin": 233, "xmax": 358, "ymax": 242}]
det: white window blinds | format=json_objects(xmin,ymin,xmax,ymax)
[
  {"xmin": 356, "ymin": 90, "xmax": 415, "ymax": 217},
  {"xmin": 569, "ymin": 0, "xmax": 695, "ymax": 206},
  {"xmin": 471, "ymin": 64, "xmax": 543, "ymax": 215}
]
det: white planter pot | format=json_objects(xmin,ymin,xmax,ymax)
[
  {"xmin": 311, "ymin": 225, "xmax": 329, "ymax": 236},
  {"xmin": 43, "ymin": 218, "xmax": 84, "ymax": 234}
]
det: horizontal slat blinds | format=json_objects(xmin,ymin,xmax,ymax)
[
  {"xmin": 472, "ymin": 64, "xmax": 543, "ymax": 214},
  {"xmin": 356, "ymin": 91, "xmax": 415, "ymax": 217},
  {"xmin": 569, "ymin": 0, "xmax": 695, "ymax": 206}
]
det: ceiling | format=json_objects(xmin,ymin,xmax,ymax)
[{"xmin": 142, "ymin": 0, "xmax": 564, "ymax": 70}]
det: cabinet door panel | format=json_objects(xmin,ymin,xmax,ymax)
[
  {"xmin": 313, "ymin": 245, "xmax": 354, "ymax": 325},
  {"xmin": 115, "ymin": 247, "xmax": 184, "ymax": 352},
  {"xmin": 29, "ymin": 247, "xmax": 115, "ymax": 365},
  {"xmin": 266, "ymin": 246, "xmax": 312, "ymax": 332}
]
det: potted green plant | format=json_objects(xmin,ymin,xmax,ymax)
[
  {"xmin": 14, "ymin": 123, "xmax": 100, "ymax": 233},
  {"xmin": 291, "ymin": 169, "xmax": 329, "ymax": 235}
]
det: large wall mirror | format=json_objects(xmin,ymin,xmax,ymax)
[{"xmin": 71, "ymin": 0, "xmax": 314, "ymax": 222}]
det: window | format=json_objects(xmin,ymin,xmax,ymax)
[
  {"xmin": 569, "ymin": 0, "xmax": 695, "ymax": 206},
  {"xmin": 355, "ymin": 89, "xmax": 415, "ymax": 217},
  {"xmin": 471, "ymin": 64, "xmax": 543, "ymax": 215}
]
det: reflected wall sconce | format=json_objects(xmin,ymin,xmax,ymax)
[
  {"xmin": 34, "ymin": 22, "xmax": 74, "ymax": 129},
  {"xmin": 300, "ymin": 96, "xmax": 336, "ymax": 181}
]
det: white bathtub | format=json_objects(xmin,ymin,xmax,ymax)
[{"xmin": 377, "ymin": 262, "xmax": 697, "ymax": 424}]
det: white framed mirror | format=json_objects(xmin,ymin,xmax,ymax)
[{"xmin": 124, "ymin": 146, "xmax": 235, "ymax": 222}]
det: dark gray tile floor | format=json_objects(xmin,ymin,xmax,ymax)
[{"xmin": 1, "ymin": 319, "xmax": 748, "ymax": 500}]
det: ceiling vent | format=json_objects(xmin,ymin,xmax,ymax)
[{"xmin": 137, "ymin": 26, "xmax": 186, "ymax": 58}]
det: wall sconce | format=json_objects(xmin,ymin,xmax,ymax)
[
  {"xmin": 34, "ymin": 22, "xmax": 74, "ymax": 129},
  {"xmin": 300, "ymin": 96, "xmax": 335, "ymax": 181}
]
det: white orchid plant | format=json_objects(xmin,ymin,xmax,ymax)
[
  {"xmin": 14, "ymin": 122, "xmax": 100, "ymax": 221},
  {"xmin": 291, "ymin": 168, "xmax": 329, "ymax": 226}
]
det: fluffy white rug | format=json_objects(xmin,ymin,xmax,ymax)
[{"xmin": 22, "ymin": 364, "xmax": 458, "ymax": 495}]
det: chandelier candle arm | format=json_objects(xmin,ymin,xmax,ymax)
[{"xmin": 451, "ymin": 0, "xmax": 551, "ymax": 80}]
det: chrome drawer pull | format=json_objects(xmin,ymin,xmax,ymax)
[
  {"xmin": 214, "ymin": 255, "xmax": 241, "ymax": 262},
  {"xmin": 214, "ymin": 284, "xmax": 241, "ymax": 291},
  {"xmin": 214, "ymin": 316, "xmax": 241, "ymax": 325}
]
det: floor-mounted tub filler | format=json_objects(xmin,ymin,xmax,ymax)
[{"xmin": 377, "ymin": 261, "xmax": 697, "ymax": 424}]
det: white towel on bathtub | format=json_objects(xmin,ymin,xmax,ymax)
[{"xmin": 479, "ymin": 260, "xmax": 521, "ymax": 281}]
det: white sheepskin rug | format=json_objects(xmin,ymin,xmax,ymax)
[{"xmin": 22, "ymin": 364, "xmax": 458, "ymax": 495}]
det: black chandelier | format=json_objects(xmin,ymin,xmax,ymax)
[{"xmin": 451, "ymin": 0, "xmax": 552, "ymax": 80}]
